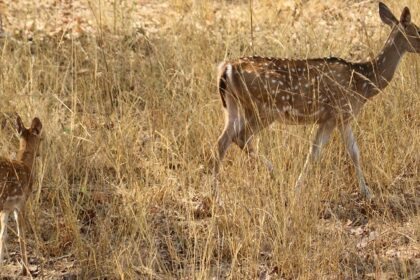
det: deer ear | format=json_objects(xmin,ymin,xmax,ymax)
[
  {"xmin": 30, "ymin": 117, "xmax": 42, "ymax": 136},
  {"xmin": 400, "ymin": 7, "xmax": 411, "ymax": 26},
  {"xmin": 379, "ymin": 2, "xmax": 398, "ymax": 27},
  {"xmin": 16, "ymin": 115, "xmax": 25, "ymax": 135}
]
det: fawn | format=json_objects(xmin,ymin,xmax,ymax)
[
  {"xmin": 214, "ymin": 2, "xmax": 420, "ymax": 200},
  {"xmin": 0, "ymin": 115, "xmax": 43, "ymax": 275}
]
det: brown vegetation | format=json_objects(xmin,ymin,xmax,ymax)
[{"xmin": 0, "ymin": 0, "xmax": 418, "ymax": 279}]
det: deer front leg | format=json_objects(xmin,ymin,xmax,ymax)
[
  {"xmin": 338, "ymin": 124, "xmax": 373, "ymax": 200},
  {"xmin": 295, "ymin": 120, "xmax": 336, "ymax": 192},
  {"xmin": 14, "ymin": 210, "xmax": 29, "ymax": 275},
  {"xmin": 0, "ymin": 211, "xmax": 9, "ymax": 267}
]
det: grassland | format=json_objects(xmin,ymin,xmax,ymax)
[{"xmin": 0, "ymin": 0, "xmax": 419, "ymax": 279}]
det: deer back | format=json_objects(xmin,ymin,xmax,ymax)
[{"xmin": 222, "ymin": 56, "xmax": 370, "ymax": 124}]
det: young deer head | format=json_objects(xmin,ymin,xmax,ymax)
[
  {"xmin": 16, "ymin": 116, "xmax": 43, "ymax": 166},
  {"xmin": 0, "ymin": 115, "xmax": 43, "ymax": 276},
  {"xmin": 213, "ymin": 2, "xmax": 419, "ymax": 200}
]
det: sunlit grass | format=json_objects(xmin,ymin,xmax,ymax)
[{"xmin": 0, "ymin": 0, "xmax": 418, "ymax": 278}]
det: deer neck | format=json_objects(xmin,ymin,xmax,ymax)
[
  {"xmin": 364, "ymin": 30, "xmax": 406, "ymax": 97},
  {"xmin": 16, "ymin": 150, "xmax": 36, "ymax": 172}
]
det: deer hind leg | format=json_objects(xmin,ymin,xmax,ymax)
[
  {"xmin": 214, "ymin": 95, "xmax": 244, "ymax": 177},
  {"xmin": 212, "ymin": 96, "xmax": 244, "ymax": 200},
  {"xmin": 0, "ymin": 211, "xmax": 9, "ymax": 266},
  {"xmin": 233, "ymin": 110, "xmax": 274, "ymax": 174},
  {"xmin": 295, "ymin": 120, "xmax": 336, "ymax": 192},
  {"xmin": 338, "ymin": 124, "xmax": 373, "ymax": 200},
  {"xmin": 14, "ymin": 210, "xmax": 29, "ymax": 275}
]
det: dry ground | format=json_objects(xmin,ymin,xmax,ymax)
[{"xmin": 0, "ymin": 0, "xmax": 419, "ymax": 279}]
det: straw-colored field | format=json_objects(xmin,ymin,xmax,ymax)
[{"xmin": 0, "ymin": 0, "xmax": 419, "ymax": 278}]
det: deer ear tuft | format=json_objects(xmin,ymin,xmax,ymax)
[
  {"xmin": 16, "ymin": 115, "xmax": 25, "ymax": 135},
  {"xmin": 379, "ymin": 2, "xmax": 398, "ymax": 27},
  {"xmin": 30, "ymin": 117, "xmax": 43, "ymax": 136},
  {"xmin": 400, "ymin": 7, "xmax": 411, "ymax": 26}
]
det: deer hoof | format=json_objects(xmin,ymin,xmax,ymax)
[{"xmin": 361, "ymin": 186, "xmax": 374, "ymax": 201}]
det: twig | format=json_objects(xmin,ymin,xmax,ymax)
[{"xmin": 249, "ymin": 0, "xmax": 254, "ymax": 54}]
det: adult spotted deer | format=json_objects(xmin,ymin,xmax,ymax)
[
  {"xmin": 0, "ymin": 115, "xmax": 43, "ymax": 275},
  {"xmin": 214, "ymin": 2, "xmax": 420, "ymax": 199}
]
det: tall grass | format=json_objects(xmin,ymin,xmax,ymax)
[{"xmin": 0, "ymin": 0, "xmax": 419, "ymax": 278}]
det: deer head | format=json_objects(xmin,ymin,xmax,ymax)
[
  {"xmin": 379, "ymin": 2, "xmax": 420, "ymax": 53},
  {"xmin": 16, "ymin": 115, "xmax": 43, "ymax": 165}
]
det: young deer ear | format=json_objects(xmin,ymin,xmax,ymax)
[
  {"xmin": 16, "ymin": 115, "xmax": 25, "ymax": 135},
  {"xmin": 30, "ymin": 117, "xmax": 42, "ymax": 136},
  {"xmin": 400, "ymin": 7, "xmax": 411, "ymax": 26},
  {"xmin": 379, "ymin": 2, "xmax": 398, "ymax": 27}
]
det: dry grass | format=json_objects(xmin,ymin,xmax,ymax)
[{"xmin": 0, "ymin": 0, "xmax": 419, "ymax": 279}]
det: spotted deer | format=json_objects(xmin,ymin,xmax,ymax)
[
  {"xmin": 0, "ymin": 115, "xmax": 43, "ymax": 275},
  {"xmin": 214, "ymin": 2, "xmax": 420, "ymax": 199}
]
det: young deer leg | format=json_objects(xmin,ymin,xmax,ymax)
[
  {"xmin": 14, "ymin": 210, "xmax": 29, "ymax": 275},
  {"xmin": 295, "ymin": 120, "xmax": 336, "ymax": 192},
  {"xmin": 338, "ymin": 123, "xmax": 373, "ymax": 199},
  {"xmin": 0, "ymin": 211, "xmax": 9, "ymax": 266}
]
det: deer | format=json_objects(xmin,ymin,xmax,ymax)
[
  {"xmin": 0, "ymin": 115, "xmax": 43, "ymax": 276},
  {"xmin": 214, "ymin": 2, "xmax": 420, "ymax": 200}
]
